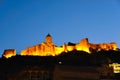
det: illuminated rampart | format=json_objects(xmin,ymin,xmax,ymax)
[
  {"xmin": 3, "ymin": 49, "xmax": 16, "ymax": 58},
  {"xmin": 3, "ymin": 34, "xmax": 118, "ymax": 58}
]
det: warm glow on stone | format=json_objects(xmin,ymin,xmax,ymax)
[
  {"xmin": 67, "ymin": 46, "xmax": 75, "ymax": 51},
  {"xmin": 3, "ymin": 49, "xmax": 16, "ymax": 58},
  {"xmin": 75, "ymin": 38, "xmax": 90, "ymax": 53},
  {"xmin": 3, "ymin": 34, "xmax": 118, "ymax": 58},
  {"xmin": 20, "ymin": 34, "xmax": 117, "ymax": 56}
]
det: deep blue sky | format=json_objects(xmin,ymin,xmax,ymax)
[{"xmin": 0, "ymin": 0, "xmax": 120, "ymax": 56}]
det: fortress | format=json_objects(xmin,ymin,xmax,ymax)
[{"xmin": 3, "ymin": 34, "xmax": 118, "ymax": 58}]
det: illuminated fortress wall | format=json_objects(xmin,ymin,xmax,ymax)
[
  {"xmin": 3, "ymin": 34, "xmax": 118, "ymax": 58},
  {"xmin": 21, "ymin": 34, "xmax": 65, "ymax": 56},
  {"xmin": 3, "ymin": 49, "xmax": 16, "ymax": 58},
  {"xmin": 20, "ymin": 34, "xmax": 118, "ymax": 56},
  {"xmin": 75, "ymin": 38, "xmax": 90, "ymax": 53}
]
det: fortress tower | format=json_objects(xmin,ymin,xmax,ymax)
[
  {"xmin": 41, "ymin": 34, "xmax": 55, "ymax": 56},
  {"xmin": 46, "ymin": 34, "xmax": 53, "ymax": 45},
  {"xmin": 20, "ymin": 34, "xmax": 60, "ymax": 56}
]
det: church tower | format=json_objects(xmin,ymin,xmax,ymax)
[{"xmin": 46, "ymin": 34, "xmax": 53, "ymax": 46}]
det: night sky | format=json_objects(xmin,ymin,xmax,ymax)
[{"xmin": 0, "ymin": 0, "xmax": 120, "ymax": 56}]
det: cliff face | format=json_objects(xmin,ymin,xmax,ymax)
[{"xmin": 3, "ymin": 34, "xmax": 118, "ymax": 58}]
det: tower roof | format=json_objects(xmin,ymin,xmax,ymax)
[{"xmin": 46, "ymin": 34, "xmax": 51, "ymax": 37}]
